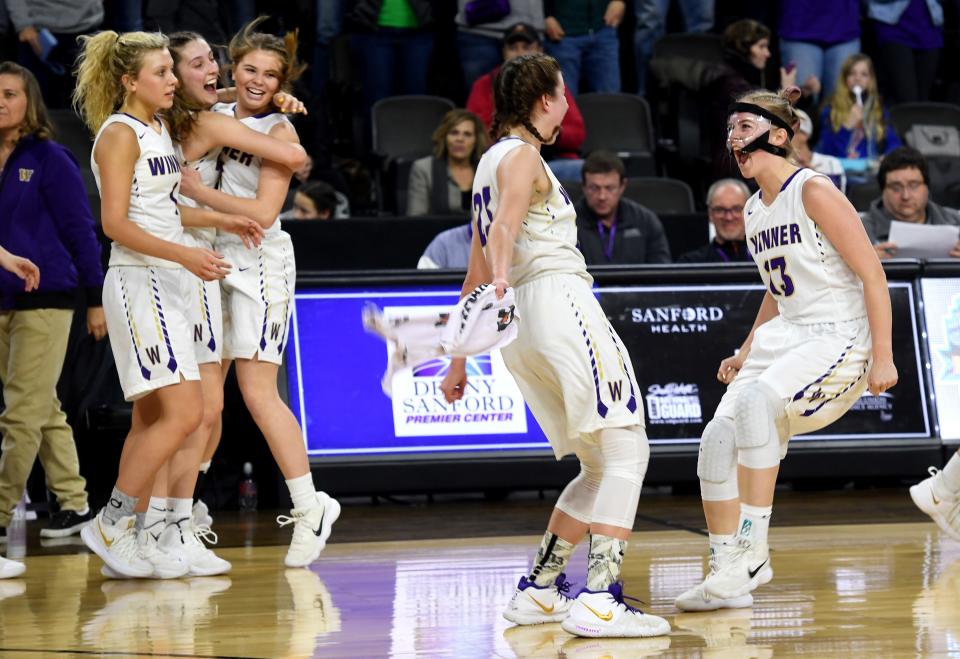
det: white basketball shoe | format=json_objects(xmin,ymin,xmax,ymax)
[
  {"xmin": 675, "ymin": 546, "xmax": 764, "ymax": 611},
  {"xmin": 561, "ymin": 583, "xmax": 671, "ymax": 638},
  {"xmin": 277, "ymin": 491, "xmax": 341, "ymax": 568},
  {"xmin": 502, "ymin": 572, "xmax": 576, "ymax": 625},
  {"xmin": 0, "ymin": 556, "xmax": 25, "ymax": 579},
  {"xmin": 703, "ymin": 538, "xmax": 773, "ymax": 600},
  {"xmin": 910, "ymin": 467, "xmax": 960, "ymax": 541},
  {"xmin": 81, "ymin": 511, "xmax": 153, "ymax": 579},
  {"xmin": 158, "ymin": 518, "xmax": 231, "ymax": 576}
]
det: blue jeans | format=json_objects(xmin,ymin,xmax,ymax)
[
  {"xmin": 545, "ymin": 26, "xmax": 620, "ymax": 95},
  {"xmin": 634, "ymin": 0, "xmax": 713, "ymax": 94},
  {"xmin": 456, "ymin": 31, "xmax": 503, "ymax": 95},
  {"xmin": 313, "ymin": 0, "xmax": 343, "ymax": 97},
  {"xmin": 780, "ymin": 38, "xmax": 861, "ymax": 102},
  {"xmin": 350, "ymin": 28, "xmax": 434, "ymax": 112}
]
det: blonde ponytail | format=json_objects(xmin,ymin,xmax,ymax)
[{"xmin": 73, "ymin": 30, "xmax": 170, "ymax": 135}]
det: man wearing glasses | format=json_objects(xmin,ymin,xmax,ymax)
[
  {"xmin": 677, "ymin": 179, "xmax": 753, "ymax": 263},
  {"xmin": 860, "ymin": 146, "xmax": 960, "ymax": 259},
  {"xmin": 575, "ymin": 151, "xmax": 671, "ymax": 265}
]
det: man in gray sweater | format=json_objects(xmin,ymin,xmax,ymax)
[
  {"xmin": 860, "ymin": 146, "xmax": 960, "ymax": 259},
  {"xmin": 7, "ymin": 0, "xmax": 103, "ymax": 107}
]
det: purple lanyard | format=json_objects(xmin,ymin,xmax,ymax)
[
  {"xmin": 714, "ymin": 243, "xmax": 731, "ymax": 262},
  {"xmin": 597, "ymin": 220, "xmax": 616, "ymax": 261}
]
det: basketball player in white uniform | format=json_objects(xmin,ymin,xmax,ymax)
[
  {"xmin": 675, "ymin": 88, "xmax": 898, "ymax": 611},
  {"xmin": 176, "ymin": 20, "xmax": 339, "ymax": 568},
  {"xmin": 439, "ymin": 53, "xmax": 669, "ymax": 639},
  {"xmin": 122, "ymin": 31, "xmax": 310, "ymax": 577},
  {"xmin": 74, "ymin": 31, "xmax": 261, "ymax": 579}
]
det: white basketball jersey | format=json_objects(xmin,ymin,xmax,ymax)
[
  {"xmin": 92, "ymin": 114, "xmax": 184, "ymax": 268},
  {"xmin": 472, "ymin": 137, "xmax": 589, "ymax": 287},
  {"xmin": 744, "ymin": 168, "xmax": 866, "ymax": 323},
  {"xmin": 213, "ymin": 102, "xmax": 292, "ymax": 244},
  {"xmin": 175, "ymin": 141, "xmax": 221, "ymax": 246}
]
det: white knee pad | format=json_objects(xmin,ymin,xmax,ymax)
[
  {"xmin": 735, "ymin": 381, "xmax": 784, "ymax": 469},
  {"xmin": 555, "ymin": 445, "xmax": 603, "ymax": 524},
  {"xmin": 697, "ymin": 417, "xmax": 739, "ymax": 501},
  {"xmin": 590, "ymin": 425, "xmax": 650, "ymax": 529}
]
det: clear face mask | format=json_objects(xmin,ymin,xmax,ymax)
[{"xmin": 726, "ymin": 112, "xmax": 773, "ymax": 153}]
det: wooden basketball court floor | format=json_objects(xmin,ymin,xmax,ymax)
[{"xmin": 1, "ymin": 487, "xmax": 958, "ymax": 658}]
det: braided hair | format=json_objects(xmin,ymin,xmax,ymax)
[{"xmin": 491, "ymin": 53, "xmax": 562, "ymax": 142}]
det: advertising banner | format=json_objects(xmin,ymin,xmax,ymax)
[
  {"xmin": 287, "ymin": 282, "xmax": 929, "ymax": 457},
  {"xmin": 920, "ymin": 278, "xmax": 960, "ymax": 440}
]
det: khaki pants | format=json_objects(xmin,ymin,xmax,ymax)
[{"xmin": 0, "ymin": 309, "xmax": 87, "ymax": 525}]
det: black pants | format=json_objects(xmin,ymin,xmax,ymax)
[{"xmin": 876, "ymin": 40, "xmax": 940, "ymax": 105}]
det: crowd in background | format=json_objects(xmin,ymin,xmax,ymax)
[{"xmin": 1, "ymin": 0, "xmax": 959, "ymax": 257}]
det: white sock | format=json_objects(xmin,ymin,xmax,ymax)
[
  {"xmin": 737, "ymin": 504, "xmax": 772, "ymax": 545},
  {"xmin": 935, "ymin": 452, "xmax": 960, "ymax": 499},
  {"xmin": 144, "ymin": 497, "xmax": 167, "ymax": 530},
  {"xmin": 167, "ymin": 498, "xmax": 193, "ymax": 524},
  {"xmin": 199, "ymin": 460, "xmax": 212, "ymax": 473},
  {"xmin": 708, "ymin": 533, "xmax": 736, "ymax": 554},
  {"xmin": 286, "ymin": 473, "xmax": 318, "ymax": 510}
]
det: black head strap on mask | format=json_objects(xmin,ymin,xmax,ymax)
[{"xmin": 729, "ymin": 102, "xmax": 794, "ymax": 158}]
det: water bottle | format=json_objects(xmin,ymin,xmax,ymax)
[
  {"xmin": 238, "ymin": 462, "xmax": 258, "ymax": 512},
  {"xmin": 7, "ymin": 494, "xmax": 27, "ymax": 560}
]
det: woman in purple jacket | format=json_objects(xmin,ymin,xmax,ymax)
[{"xmin": 0, "ymin": 61, "xmax": 106, "ymax": 552}]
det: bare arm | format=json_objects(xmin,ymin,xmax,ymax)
[
  {"xmin": 178, "ymin": 204, "xmax": 263, "ymax": 248},
  {"xmin": 803, "ymin": 176, "xmax": 898, "ymax": 394},
  {"xmin": 441, "ymin": 148, "xmax": 542, "ymax": 403},
  {"xmin": 180, "ymin": 122, "xmax": 298, "ymax": 228},
  {"xmin": 718, "ymin": 291, "xmax": 779, "ymax": 384},
  {"xmin": 187, "ymin": 111, "xmax": 307, "ymax": 170},
  {"xmin": 486, "ymin": 145, "xmax": 543, "ymax": 296},
  {"xmin": 216, "ymin": 88, "xmax": 306, "ymax": 114},
  {"xmin": 95, "ymin": 123, "xmax": 229, "ymax": 281},
  {"xmin": 0, "ymin": 245, "xmax": 39, "ymax": 291}
]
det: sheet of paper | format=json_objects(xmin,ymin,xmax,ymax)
[{"xmin": 888, "ymin": 220, "xmax": 960, "ymax": 258}]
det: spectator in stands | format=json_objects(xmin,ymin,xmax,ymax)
[
  {"xmin": 869, "ymin": 0, "xmax": 943, "ymax": 105},
  {"xmin": 677, "ymin": 179, "xmax": 752, "ymax": 263},
  {"xmin": 7, "ymin": 0, "xmax": 104, "ymax": 107},
  {"xmin": 634, "ymin": 0, "xmax": 713, "ymax": 95},
  {"xmin": 707, "ymin": 19, "xmax": 816, "ymax": 177},
  {"xmin": 575, "ymin": 151, "xmax": 671, "ymax": 264},
  {"xmin": 417, "ymin": 223, "xmax": 472, "ymax": 269},
  {"xmin": 313, "ymin": 0, "xmax": 343, "ymax": 97},
  {"xmin": 779, "ymin": 0, "xmax": 861, "ymax": 102},
  {"xmin": 860, "ymin": 146, "xmax": 960, "ymax": 259},
  {"xmin": 543, "ymin": 0, "xmax": 625, "ymax": 94},
  {"xmin": 345, "ymin": 0, "xmax": 434, "ymax": 118},
  {"xmin": 792, "ymin": 108, "xmax": 846, "ymax": 192},
  {"xmin": 406, "ymin": 109, "xmax": 489, "ymax": 216},
  {"xmin": 466, "ymin": 22, "xmax": 585, "ymax": 182},
  {"xmin": 284, "ymin": 181, "xmax": 339, "ymax": 221},
  {"xmin": 455, "ymin": 0, "xmax": 544, "ymax": 94},
  {"xmin": 0, "ymin": 62, "xmax": 104, "ymax": 541},
  {"xmin": 817, "ymin": 54, "xmax": 901, "ymax": 163}
]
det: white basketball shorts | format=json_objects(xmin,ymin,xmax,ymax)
[
  {"xmin": 182, "ymin": 231, "xmax": 222, "ymax": 365},
  {"xmin": 501, "ymin": 273, "xmax": 644, "ymax": 459},
  {"xmin": 103, "ymin": 265, "xmax": 201, "ymax": 401},
  {"xmin": 218, "ymin": 231, "xmax": 295, "ymax": 365},
  {"xmin": 714, "ymin": 315, "xmax": 871, "ymax": 454}
]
